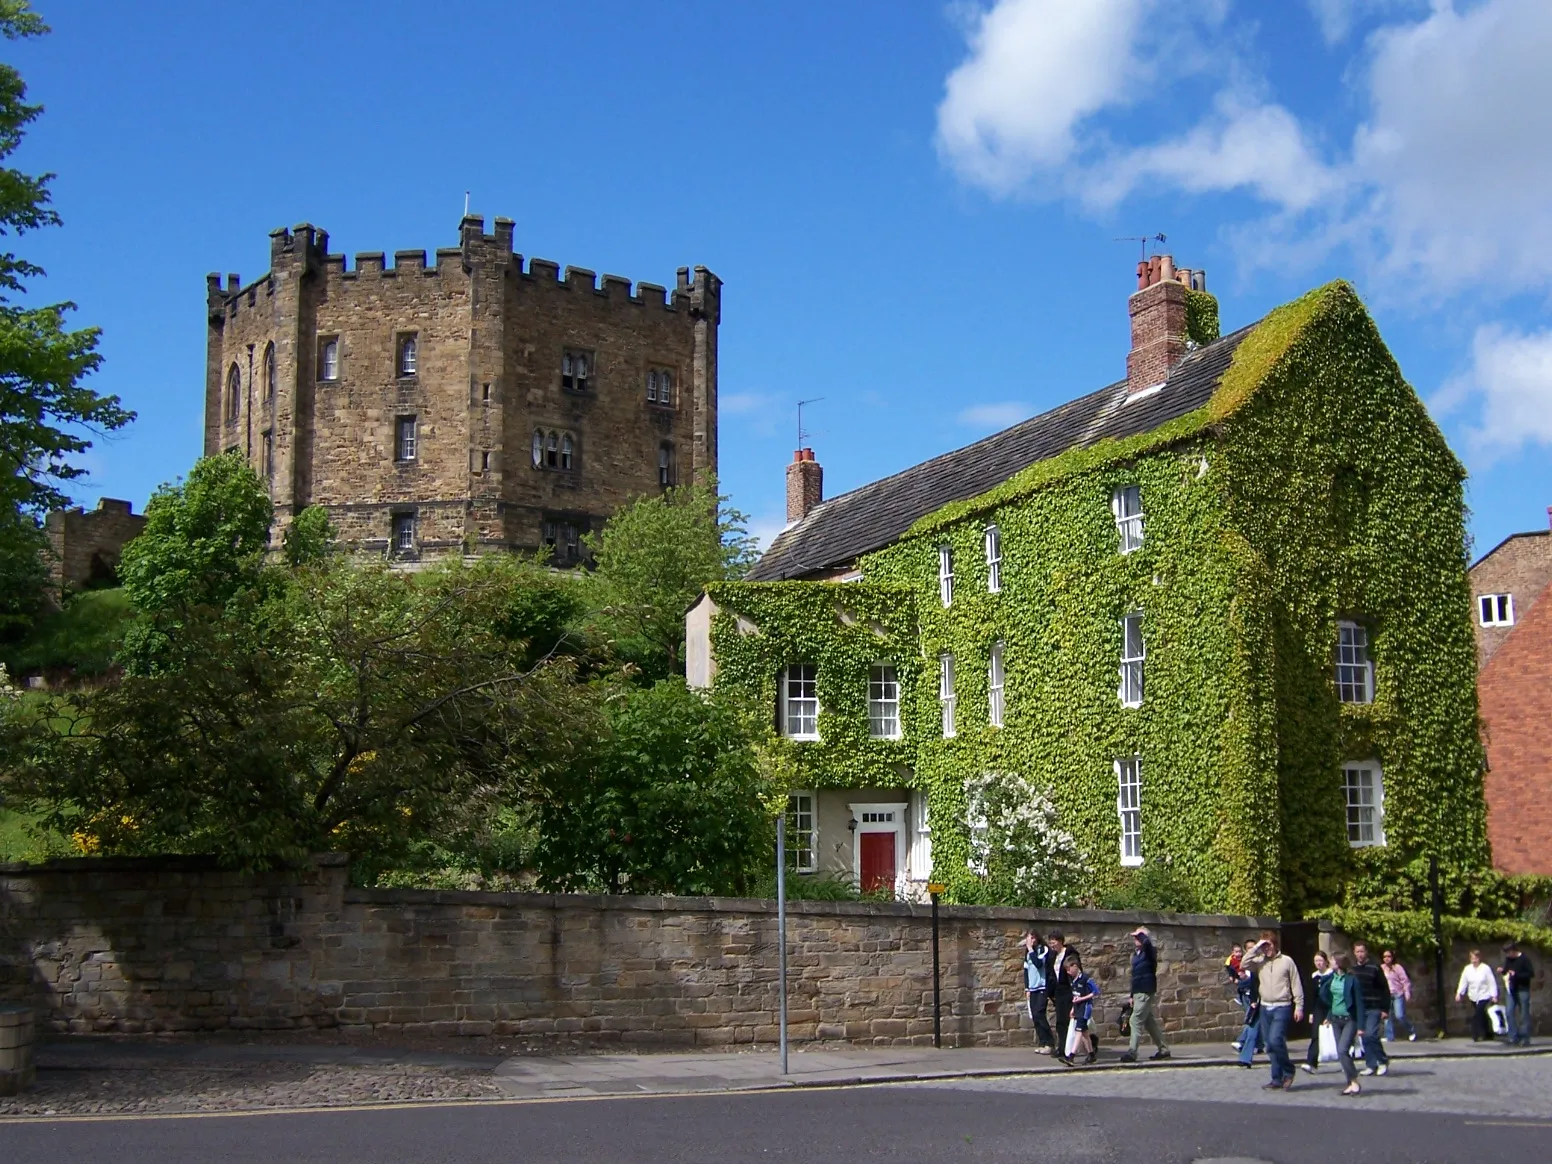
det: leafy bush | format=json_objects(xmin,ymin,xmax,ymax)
[
  {"xmin": 1, "ymin": 588, "xmax": 132, "ymax": 677},
  {"xmin": 959, "ymin": 771, "xmax": 1092, "ymax": 908},
  {"xmin": 1098, "ymin": 861, "xmax": 1203, "ymax": 914}
]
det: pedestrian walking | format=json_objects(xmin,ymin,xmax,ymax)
[
  {"xmin": 1063, "ymin": 953, "xmax": 1101, "ymax": 1066},
  {"xmin": 1320, "ymin": 953, "xmax": 1366, "ymax": 1097},
  {"xmin": 1301, "ymin": 950, "xmax": 1335, "ymax": 1074},
  {"xmin": 1351, "ymin": 943, "xmax": 1392, "ymax": 1075},
  {"xmin": 1499, "ymin": 941, "xmax": 1534, "ymax": 1047},
  {"xmin": 1380, "ymin": 950, "xmax": 1417, "ymax": 1042},
  {"xmin": 1045, "ymin": 930, "xmax": 1079, "ymax": 1064},
  {"xmin": 1119, "ymin": 926, "xmax": 1171, "ymax": 1063},
  {"xmin": 1233, "ymin": 955, "xmax": 1264, "ymax": 1068},
  {"xmin": 1021, "ymin": 929, "xmax": 1055, "ymax": 1054},
  {"xmin": 1242, "ymin": 931, "xmax": 1304, "ymax": 1091},
  {"xmin": 1456, "ymin": 948, "xmax": 1499, "ymax": 1042}
]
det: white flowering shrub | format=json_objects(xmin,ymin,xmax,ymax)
[{"xmin": 964, "ymin": 770, "xmax": 1092, "ymax": 907}]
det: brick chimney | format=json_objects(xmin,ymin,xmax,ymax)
[
  {"xmin": 786, "ymin": 448, "xmax": 823, "ymax": 524},
  {"xmin": 1127, "ymin": 255, "xmax": 1207, "ymax": 398}
]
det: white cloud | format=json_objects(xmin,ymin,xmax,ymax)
[
  {"xmin": 957, "ymin": 401, "xmax": 1032, "ymax": 429},
  {"xmin": 747, "ymin": 512, "xmax": 789, "ymax": 552},
  {"xmin": 720, "ymin": 392, "xmax": 767, "ymax": 416},
  {"xmin": 1435, "ymin": 324, "xmax": 1552, "ymax": 461},
  {"xmin": 1305, "ymin": 0, "xmax": 1423, "ymax": 45}
]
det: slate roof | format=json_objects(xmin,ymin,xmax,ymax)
[{"xmin": 748, "ymin": 322, "xmax": 1256, "ymax": 581}]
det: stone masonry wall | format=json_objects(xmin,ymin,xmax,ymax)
[
  {"xmin": 6, "ymin": 855, "xmax": 1541, "ymax": 1046},
  {"xmin": 42, "ymin": 499, "xmax": 146, "ymax": 597}
]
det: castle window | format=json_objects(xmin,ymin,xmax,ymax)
[
  {"xmin": 546, "ymin": 432, "xmax": 559, "ymax": 468},
  {"xmin": 532, "ymin": 430, "xmax": 543, "ymax": 467},
  {"xmin": 263, "ymin": 343, "xmax": 276, "ymax": 401},
  {"xmin": 225, "ymin": 364, "xmax": 240, "ymax": 424},
  {"xmin": 562, "ymin": 350, "xmax": 591, "ymax": 392},
  {"xmin": 319, "ymin": 337, "xmax": 339, "ymax": 382},
  {"xmin": 658, "ymin": 443, "xmax": 675, "ymax": 487},
  {"xmin": 262, "ymin": 431, "xmax": 274, "ymax": 481},
  {"xmin": 560, "ymin": 434, "xmax": 574, "ymax": 470},
  {"xmin": 481, "ymin": 450, "xmax": 492, "ymax": 473},
  {"xmin": 481, "ymin": 382, "xmax": 491, "ymax": 401},
  {"xmin": 542, "ymin": 520, "xmax": 557, "ymax": 549},
  {"xmin": 1112, "ymin": 485, "xmax": 1144, "ymax": 553},
  {"xmin": 1336, "ymin": 620, "xmax": 1373, "ymax": 704},
  {"xmin": 395, "ymin": 415, "xmax": 418, "ymax": 462},
  {"xmin": 565, "ymin": 522, "xmax": 580, "ymax": 561},
  {"xmin": 1116, "ymin": 756, "xmax": 1143, "ymax": 866},
  {"xmin": 392, "ymin": 512, "xmax": 416, "ymax": 553},
  {"xmin": 397, "ymin": 334, "xmax": 418, "ymax": 377},
  {"xmin": 648, "ymin": 368, "xmax": 674, "ymax": 406},
  {"xmin": 1119, "ymin": 612, "xmax": 1144, "ymax": 707}
]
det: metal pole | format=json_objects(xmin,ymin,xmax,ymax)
[
  {"xmin": 930, "ymin": 889, "xmax": 942, "ymax": 1049},
  {"xmin": 776, "ymin": 812, "xmax": 789, "ymax": 1075},
  {"xmin": 1430, "ymin": 855, "xmax": 1447, "ymax": 1038}
]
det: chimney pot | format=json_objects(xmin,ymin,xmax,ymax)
[
  {"xmin": 787, "ymin": 449, "xmax": 823, "ymax": 524},
  {"xmin": 1126, "ymin": 253, "xmax": 1202, "ymax": 398}
]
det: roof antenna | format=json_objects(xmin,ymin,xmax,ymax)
[
  {"xmin": 463, "ymin": 190, "xmax": 471, "ymax": 217},
  {"xmin": 1113, "ymin": 232, "xmax": 1168, "ymax": 260},
  {"xmin": 797, "ymin": 397, "xmax": 824, "ymax": 448}
]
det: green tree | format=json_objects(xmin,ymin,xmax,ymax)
[
  {"xmin": 282, "ymin": 504, "xmax": 337, "ymax": 567},
  {"xmin": 530, "ymin": 679, "xmax": 771, "ymax": 896},
  {"xmin": 583, "ymin": 478, "xmax": 756, "ymax": 679},
  {"xmin": 0, "ymin": 4, "xmax": 132, "ymax": 631}
]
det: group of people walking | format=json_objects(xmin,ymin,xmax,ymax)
[{"xmin": 1019, "ymin": 925, "xmax": 1535, "ymax": 1089}]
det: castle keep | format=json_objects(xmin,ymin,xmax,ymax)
[{"xmin": 204, "ymin": 215, "xmax": 720, "ymax": 560}]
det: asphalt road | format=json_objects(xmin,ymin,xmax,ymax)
[{"xmin": 2, "ymin": 1068, "xmax": 1548, "ymax": 1164}]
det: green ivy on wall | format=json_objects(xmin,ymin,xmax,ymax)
[{"xmin": 708, "ymin": 282, "xmax": 1488, "ymax": 919}]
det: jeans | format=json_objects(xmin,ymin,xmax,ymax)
[
  {"xmin": 1511, "ymin": 988, "xmax": 1531, "ymax": 1044},
  {"xmin": 1331, "ymin": 1016, "xmax": 1360, "ymax": 1084},
  {"xmin": 1259, "ymin": 1004, "xmax": 1294, "ymax": 1084},
  {"xmin": 1128, "ymin": 992, "xmax": 1168, "ymax": 1054},
  {"xmin": 1384, "ymin": 995, "xmax": 1415, "ymax": 1041},
  {"xmin": 1027, "ymin": 989, "xmax": 1053, "ymax": 1048},
  {"xmin": 1360, "ymin": 1008, "xmax": 1389, "ymax": 1068}
]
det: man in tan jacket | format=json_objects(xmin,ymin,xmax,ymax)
[{"xmin": 1242, "ymin": 930, "xmax": 1305, "ymax": 1090}]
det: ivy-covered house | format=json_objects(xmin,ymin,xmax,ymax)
[{"xmin": 687, "ymin": 257, "xmax": 1488, "ymax": 916}]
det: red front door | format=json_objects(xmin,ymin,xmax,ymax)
[{"xmin": 860, "ymin": 832, "xmax": 896, "ymax": 894}]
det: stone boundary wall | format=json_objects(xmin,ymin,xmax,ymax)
[{"xmin": 6, "ymin": 855, "xmax": 1538, "ymax": 1046}]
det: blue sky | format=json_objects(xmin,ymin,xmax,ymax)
[{"xmin": 12, "ymin": 0, "xmax": 1551, "ymax": 558}]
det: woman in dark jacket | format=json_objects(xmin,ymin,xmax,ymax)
[
  {"xmin": 1301, "ymin": 951, "xmax": 1334, "ymax": 1074},
  {"xmin": 1320, "ymin": 954, "xmax": 1367, "ymax": 1096}
]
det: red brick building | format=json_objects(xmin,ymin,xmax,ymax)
[{"xmin": 1470, "ymin": 511, "xmax": 1552, "ymax": 875}]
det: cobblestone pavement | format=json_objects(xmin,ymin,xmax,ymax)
[{"xmin": 923, "ymin": 1052, "xmax": 1552, "ymax": 1119}]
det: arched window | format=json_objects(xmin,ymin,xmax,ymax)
[
  {"xmin": 531, "ymin": 430, "xmax": 543, "ymax": 467},
  {"xmin": 263, "ymin": 343, "xmax": 276, "ymax": 401},
  {"xmin": 320, "ymin": 337, "xmax": 340, "ymax": 381},
  {"xmin": 546, "ymin": 431, "xmax": 558, "ymax": 468},
  {"xmin": 560, "ymin": 434, "xmax": 574, "ymax": 470},
  {"xmin": 397, "ymin": 334, "xmax": 418, "ymax": 377},
  {"xmin": 225, "ymin": 364, "xmax": 241, "ymax": 423}
]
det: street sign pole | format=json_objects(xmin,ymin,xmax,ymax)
[
  {"xmin": 928, "ymin": 882, "xmax": 946, "ymax": 1049},
  {"xmin": 777, "ymin": 812, "xmax": 789, "ymax": 1075}
]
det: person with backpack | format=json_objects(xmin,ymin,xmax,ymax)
[
  {"xmin": 1063, "ymin": 952, "xmax": 1101, "ymax": 1066},
  {"xmin": 1320, "ymin": 953, "xmax": 1366, "ymax": 1097},
  {"xmin": 1119, "ymin": 926, "xmax": 1171, "ymax": 1063},
  {"xmin": 1499, "ymin": 941, "xmax": 1534, "ymax": 1047},
  {"xmin": 1021, "ymin": 929, "xmax": 1055, "ymax": 1054},
  {"xmin": 1351, "ymin": 943, "xmax": 1392, "ymax": 1076}
]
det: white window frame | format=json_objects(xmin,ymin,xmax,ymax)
[
  {"xmin": 939, "ymin": 653, "xmax": 956, "ymax": 738},
  {"xmin": 1112, "ymin": 485, "xmax": 1144, "ymax": 554},
  {"xmin": 1341, "ymin": 761, "xmax": 1385, "ymax": 847},
  {"xmin": 868, "ymin": 663, "xmax": 902, "ymax": 740},
  {"xmin": 908, "ymin": 789, "xmax": 933, "ymax": 882},
  {"xmin": 659, "ymin": 443, "xmax": 674, "ymax": 487},
  {"xmin": 319, "ymin": 337, "xmax": 340, "ymax": 382},
  {"xmin": 988, "ymin": 641, "xmax": 1005, "ymax": 728},
  {"xmin": 1336, "ymin": 620, "xmax": 1373, "ymax": 704},
  {"xmin": 984, "ymin": 525, "xmax": 1002, "ymax": 593},
  {"xmin": 560, "ymin": 433, "xmax": 574, "ymax": 470},
  {"xmin": 1119, "ymin": 612, "xmax": 1145, "ymax": 708},
  {"xmin": 392, "ymin": 512, "xmax": 415, "ymax": 552},
  {"xmin": 1116, "ymin": 757, "xmax": 1143, "ymax": 866},
  {"xmin": 395, "ymin": 415, "xmax": 418, "ymax": 462},
  {"xmin": 785, "ymin": 791, "xmax": 817, "ymax": 873},
  {"xmin": 1478, "ymin": 593, "xmax": 1515, "ymax": 627},
  {"xmin": 778, "ymin": 664, "xmax": 820, "ymax": 741},
  {"xmin": 848, "ymin": 801, "xmax": 908, "ymax": 895},
  {"xmin": 938, "ymin": 545, "xmax": 954, "ymax": 607},
  {"xmin": 531, "ymin": 430, "xmax": 543, "ymax": 467},
  {"xmin": 397, "ymin": 333, "xmax": 418, "ymax": 377}
]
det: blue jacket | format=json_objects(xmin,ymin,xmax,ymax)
[
  {"xmin": 1319, "ymin": 971, "xmax": 1366, "ymax": 1024},
  {"xmin": 1131, "ymin": 938, "xmax": 1159, "ymax": 995},
  {"xmin": 1070, "ymin": 972, "xmax": 1100, "ymax": 1023},
  {"xmin": 1024, "ymin": 945, "xmax": 1049, "ymax": 992}
]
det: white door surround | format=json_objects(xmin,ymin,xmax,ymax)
[{"xmin": 848, "ymin": 801, "xmax": 908, "ymax": 892}]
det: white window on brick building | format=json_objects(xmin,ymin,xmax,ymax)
[
  {"xmin": 778, "ymin": 665, "xmax": 819, "ymax": 740},
  {"xmin": 263, "ymin": 342, "xmax": 276, "ymax": 401},
  {"xmin": 869, "ymin": 663, "xmax": 901, "ymax": 739},
  {"xmin": 988, "ymin": 641, "xmax": 1005, "ymax": 728},
  {"xmin": 1342, "ymin": 761, "xmax": 1385, "ymax": 847},
  {"xmin": 1119, "ymin": 612, "xmax": 1144, "ymax": 707},
  {"xmin": 938, "ymin": 545, "xmax": 954, "ymax": 607},
  {"xmin": 1116, "ymin": 756, "xmax": 1143, "ymax": 866},
  {"xmin": 985, "ymin": 525, "xmax": 1002, "ymax": 593},
  {"xmin": 785, "ymin": 791, "xmax": 816, "ymax": 873},
  {"xmin": 562, "ymin": 350, "xmax": 590, "ymax": 392},
  {"xmin": 392, "ymin": 512, "xmax": 415, "ymax": 553},
  {"xmin": 225, "ymin": 364, "xmax": 240, "ymax": 423},
  {"xmin": 397, "ymin": 333, "xmax": 418, "ymax": 377},
  {"xmin": 319, "ymin": 337, "xmax": 339, "ymax": 382},
  {"xmin": 1336, "ymin": 621, "xmax": 1373, "ymax": 704},
  {"xmin": 1112, "ymin": 484, "xmax": 1144, "ymax": 553},
  {"xmin": 395, "ymin": 415, "xmax": 418, "ymax": 462},
  {"xmin": 1479, "ymin": 593, "xmax": 1515, "ymax": 627},
  {"xmin": 939, "ymin": 653, "xmax": 956, "ymax": 738}
]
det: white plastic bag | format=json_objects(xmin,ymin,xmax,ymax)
[
  {"xmin": 1489, "ymin": 1005, "xmax": 1508, "ymax": 1035},
  {"xmin": 1065, "ymin": 1021, "xmax": 1084, "ymax": 1059},
  {"xmin": 1318, "ymin": 1023, "xmax": 1340, "ymax": 1063}
]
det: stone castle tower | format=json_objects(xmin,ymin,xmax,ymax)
[{"xmin": 204, "ymin": 215, "xmax": 720, "ymax": 561}]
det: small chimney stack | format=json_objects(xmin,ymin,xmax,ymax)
[
  {"xmin": 786, "ymin": 448, "xmax": 823, "ymax": 525},
  {"xmin": 1127, "ymin": 255, "xmax": 1207, "ymax": 398}
]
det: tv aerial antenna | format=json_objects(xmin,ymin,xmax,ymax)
[
  {"xmin": 796, "ymin": 397, "xmax": 824, "ymax": 448},
  {"xmin": 1114, "ymin": 232, "xmax": 1167, "ymax": 260}
]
